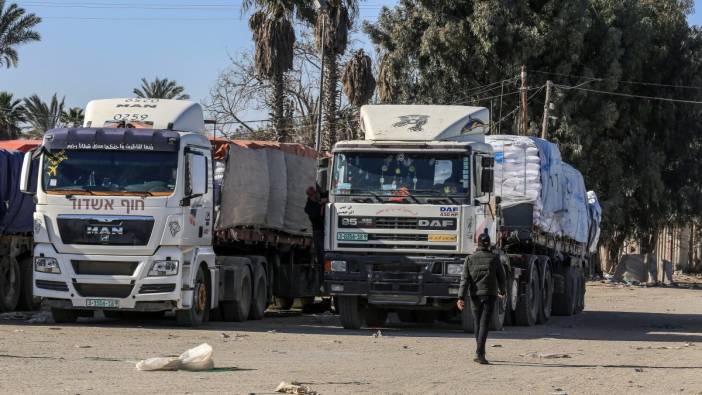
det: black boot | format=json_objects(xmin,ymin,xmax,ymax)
[{"xmin": 473, "ymin": 353, "xmax": 489, "ymax": 365}]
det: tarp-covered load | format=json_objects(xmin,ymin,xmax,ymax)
[
  {"xmin": 215, "ymin": 141, "xmax": 317, "ymax": 236},
  {"xmin": 0, "ymin": 149, "xmax": 35, "ymax": 234},
  {"xmin": 486, "ymin": 135, "xmax": 600, "ymax": 245}
]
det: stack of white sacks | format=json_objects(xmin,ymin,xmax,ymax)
[{"xmin": 486, "ymin": 135, "xmax": 600, "ymax": 246}]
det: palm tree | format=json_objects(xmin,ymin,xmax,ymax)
[
  {"xmin": 315, "ymin": 0, "xmax": 357, "ymax": 150},
  {"xmin": 22, "ymin": 94, "xmax": 64, "ymax": 137},
  {"xmin": 243, "ymin": 1, "xmax": 308, "ymax": 142},
  {"xmin": 133, "ymin": 77, "xmax": 190, "ymax": 99},
  {"xmin": 0, "ymin": 92, "xmax": 24, "ymax": 139},
  {"xmin": 0, "ymin": 1, "xmax": 41, "ymax": 68},
  {"xmin": 377, "ymin": 54, "xmax": 397, "ymax": 104},
  {"xmin": 61, "ymin": 107, "xmax": 84, "ymax": 128},
  {"xmin": 342, "ymin": 49, "xmax": 376, "ymax": 140}
]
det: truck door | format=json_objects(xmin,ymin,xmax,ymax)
[{"xmin": 182, "ymin": 147, "xmax": 213, "ymax": 246}]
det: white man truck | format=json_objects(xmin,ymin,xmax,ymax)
[
  {"xmin": 20, "ymin": 98, "xmax": 321, "ymax": 326},
  {"xmin": 323, "ymin": 105, "xmax": 602, "ymax": 330}
]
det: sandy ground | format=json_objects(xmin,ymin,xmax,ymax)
[{"xmin": 1, "ymin": 278, "xmax": 701, "ymax": 395}]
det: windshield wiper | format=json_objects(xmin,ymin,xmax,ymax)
[{"xmin": 47, "ymin": 187, "xmax": 96, "ymax": 197}]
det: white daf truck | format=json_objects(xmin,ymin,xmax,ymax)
[
  {"xmin": 323, "ymin": 105, "xmax": 600, "ymax": 330},
  {"xmin": 20, "ymin": 98, "xmax": 320, "ymax": 326}
]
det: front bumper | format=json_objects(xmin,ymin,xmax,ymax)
[
  {"xmin": 32, "ymin": 243, "xmax": 190, "ymax": 311},
  {"xmin": 324, "ymin": 252, "xmax": 464, "ymax": 306}
]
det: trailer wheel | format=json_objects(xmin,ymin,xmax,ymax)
[
  {"xmin": 248, "ymin": 265, "xmax": 267, "ymax": 320},
  {"xmin": 51, "ymin": 308, "xmax": 78, "ymax": 323},
  {"xmin": 222, "ymin": 269, "xmax": 252, "ymax": 322},
  {"xmin": 0, "ymin": 256, "xmax": 21, "ymax": 312},
  {"xmin": 460, "ymin": 305, "xmax": 475, "ymax": 333},
  {"xmin": 177, "ymin": 265, "xmax": 210, "ymax": 327},
  {"xmin": 538, "ymin": 261, "xmax": 554, "ymax": 324},
  {"xmin": 338, "ymin": 296, "xmax": 364, "ymax": 330},
  {"xmin": 552, "ymin": 266, "xmax": 577, "ymax": 316},
  {"xmin": 18, "ymin": 256, "xmax": 39, "ymax": 311},
  {"xmin": 365, "ymin": 308, "xmax": 388, "ymax": 327},
  {"xmin": 515, "ymin": 261, "xmax": 540, "ymax": 326}
]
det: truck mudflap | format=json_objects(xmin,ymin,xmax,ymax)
[{"xmin": 324, "ymin": 253, "xmax": 464, "ymax": 305}]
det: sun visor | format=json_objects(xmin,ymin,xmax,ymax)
[{"xmin": 43, "ymin": 128, "xmax": 180, "ymax": 152}]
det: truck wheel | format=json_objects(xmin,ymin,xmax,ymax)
[
  {"xmin": 490, "ymin": 296, "xmax": 506, "ymax": 331},
  {"xmin": 538, "ymin": 262, "xmax": 554, "ymax": 324},
  {"xmin": 274, "ymin": 296, "xmax": 294, "ymax": 310},
  {"xmin": 504, "ymin": 275, "xmax": 518, "ymax": 326},
  {"xmin": 51, "ymin": 308, "xmax": 78, "ymax": 323},
  {"xmin": 515, "ymin": 261, "xmax": 540, "ymax": 326},
  {"xmin": 338, "ymin": 296, "xmax": 364, "ymax": 330},
  {"xmin": 176, "ymin": 266, "xmax": 210, "ymax": 327},
  {"xmin": 17, "ymin": 256, "xmax": 39, "ymax": 311},
  {"xmin": 248, "ymin": 266, "xmax": 267, "ymax": 320},
  {"xmin": 552, "ymin": 266, "xmax": 576, "ymax": 316},
  {"xmin": 222, "ymin": 269, "xmax": 252, "ymax": 322},
  {"xmin": 0, "ymin": 256, "xmax": 21, "ymax": 312},
  {"xmin": 460, "ymin": 306, "xmax": 475, "ymax": 333},
  {"xmin": 365, "ymin": 308, "xmax": 388, "ymax": 327}
]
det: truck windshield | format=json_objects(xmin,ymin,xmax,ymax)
[
  {"xmin": 331, "ymin": 152, "xmax": 469, "ymax": 197},
  {"xmin": 42, "ymin": 150, "xmax": 178, "ymax": 196}
]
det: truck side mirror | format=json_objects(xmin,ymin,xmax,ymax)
[
  {"xmin": 20, "ymin": 150, "xmax": 36, "ymax": 195},
  {"xmin": 186, "ymin": 153, "xmax": 207, "ymax": 197},
  {"xmin": 317, "ymin": 157, "xmax": 329, "ymax": 194},
  {"xmin": 480, "ymin": 168, "xmax": 494, "ymax": 194}
]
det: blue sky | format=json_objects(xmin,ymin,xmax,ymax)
[{"xmin": 3, "ymin": 0, "xmax": 702, "ymax": 111}]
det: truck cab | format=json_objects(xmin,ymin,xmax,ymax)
[
  {"xmin": 21, "ymin": 98, "xmax": 216, "ymax": 325},
  {"xmin": 323, "ymin": 105, "xmax": 498, "ymax": 329}
]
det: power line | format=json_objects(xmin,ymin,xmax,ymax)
[
  {"xmin": 554, "ymin": 84, "xmax": 702, "ymax": 104},
  {"xmin": 531, "ymin": 69, "xmax": 702, "ymax": 90}
]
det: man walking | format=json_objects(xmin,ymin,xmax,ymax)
[
  {"xmin": 305, "ymin": 186, "xmax": 326, "ymax": 268},
  {"xmin": 457, "ymin": 231, "xmax": 506, "ymax": 364}
]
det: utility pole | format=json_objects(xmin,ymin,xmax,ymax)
[
  {"xmin": 519, "ymin": 65, "xmax": 528, "ymax": 136},
  {"xmin": 541, "ymin": 80, "xmax": 552, "ymax": 139}
]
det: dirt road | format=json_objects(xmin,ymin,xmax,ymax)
[{"xmin": 1, "ymin": 280, "xmax": 701, "ymax": 395}]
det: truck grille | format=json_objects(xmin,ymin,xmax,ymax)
[
  {"xmin": 374, "ymin": 217, "xmax": 421, "ymax": 229},
  {"xmin": 57, "ymin": 215, "xmax": 154, "ymax": 246},
  {"xmin": 368, "ymin": 234, "xmax": 428, "ymax": 242},
  {"xmin": 74, "ymin": 283, "xmax": 134, "ymax": 298},
  {"xmin": 36, "ymin": 280, "xmax": 69, "ymax": 292},
  {"xmin": 139, "ymin": 284, "xmax": 176, "ymax": 294},
  {"xmin": 71, "ymin": 260, "xmax": 138, "ymax": 276},
  {"xmin": 338, "ymin": 243, "xmax": 456, "ymax": 251}
]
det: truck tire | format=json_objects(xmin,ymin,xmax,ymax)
[
  {"xmin": 338, "ymin": 296, "xmax": 364, "ymax": 330},
  {"xmin": 222, "ymin": 269, "xmax": 252, "ymax": 322},
  {"xmin": 248, "ymin": 265, "xmax": 267, "ymax": 320},
  {"xmin": 18, "ymin": 256, "xmax": 39, "ymax": 311},
  {"xmin": 552, "ymin": 266, "xmax": 577, "ymax": 316},
  {"xmin": 538, "ymin": 261, "xmax": 554, "ymax": 324},
  {"xmin": 365, "ymin": 308, "xmax": 388, "ymax": 327},
  {"xmin": 51, "ymin": 308, "xmax": 78, "ymax": 323},
  {"xmin": 0, "ymin": 256, "xmax": 21, "ymax": 312},
  {"xmin": 515, "ymin": 261, "xmax": 540, "ymax": 326},
  {"xmin": 460, "ymin": 305, "xmax": 475, "ymax": 333},
  {"xmin": 176, "ymin": 265, "xmax": 210, "ymax": 327}
]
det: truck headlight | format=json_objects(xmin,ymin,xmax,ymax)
[
  {"xmin": 331, "ymin": 260, "xmax": 347, "ymax": 272},
  {"xmin": 148, "ymin": 260, "xmax": 179, "ymax": 276},
  {"xmin": 446, "ymin": 263, "xmax": 463, "ymax": 276},
  {"xmin": 35, "ymin": 257, "xmax": 61, "ymax": 274}
]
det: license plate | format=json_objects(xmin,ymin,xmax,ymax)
[
  {"xmin": 86, "ymin": 298, "xmax": 119, "ymax": 308},
  {"xmin": 337, "ymin": 232, "xmax": 368, "ymax": 241}
]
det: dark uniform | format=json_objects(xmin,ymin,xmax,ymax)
[
  {"xmin": 305, "ymin": 192, "xmax": 325, "ymax": 268},
  {"xmin": 458, "ymin": 233, "xmax": 506, "ymax": 364}
]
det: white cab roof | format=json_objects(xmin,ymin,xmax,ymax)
[
  {"xmin": 360, "ymin": 105, "xmax": 489, "ymax": 141},
  {"xmin": 83, "ymin": 98, "xmax": 205, "ymax": 134}
]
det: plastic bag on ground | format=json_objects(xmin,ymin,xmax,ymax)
[
  {"xmin": 179, "ymin": 343, "xmax": 214, "ymax": 371},
  {"xmin": 136, "ymin": 357, "xmax": 180, "ymax": 371},
  {"xmin": 276, "ymin": 381, "xmax": 318, "ymax": 395},
  {"xmin": 135, "ymin": 343, "xmax": 214, "ymax": 372}
]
